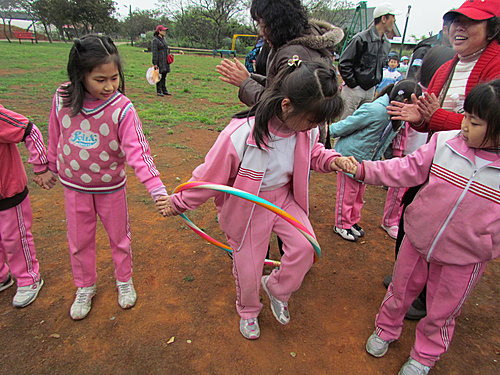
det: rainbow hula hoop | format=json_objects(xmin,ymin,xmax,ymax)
[{"xmin": 173, "ymin": 181, "xmax": 321, "ymax": 266}]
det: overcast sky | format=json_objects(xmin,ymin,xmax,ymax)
[{"xmin": 115, "ymin": 0, "xmax": 461, "ymax": 38}]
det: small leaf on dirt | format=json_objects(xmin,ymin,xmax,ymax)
[
  {"xmin": 167, "ymin": 336, "xmax": 175, "ymax": 344},
  {"xmin": 176, "ymin": 177, "xmax": 181, "ymax": 181},
  {"xmin": 186, "ymin": 339, "xmax": 192, "ymax": 344},
  {"xmin": 360, "ymin": 241, "xmax": 366, "ymax": 244},
  {"xmin": 110, "ymin": 316, "xmax": 116, "ymax": 321},
  {"xmin": 50, "ymin": 333, "xmax": 60, "ymax": 339},
  {"xmin": 290, "ymin": 352, "xmax": 297, "ymax": 358},
  {"xmin": 39, "ymin": 320, "xmax": 45, "ymax": 324},
  {"xmin": 183, "ymin": 275, "xmax": 195, "ymax": 282}
]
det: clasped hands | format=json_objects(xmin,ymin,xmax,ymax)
[
  {"xmin": 33, "ymin": 170, "xmax": 57, "ymax": 190},
  {"xmin": 332, "ymin": 156, "xmax": 359, "ymax": 175}
]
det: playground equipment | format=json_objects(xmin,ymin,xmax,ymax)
[
  {"xmin": 340, "ymin": 1, "xmax": 369, "ymax": 54},
  {"xmin": 231, "ymin": 34, "xmax": 258, "ymax": 52}
]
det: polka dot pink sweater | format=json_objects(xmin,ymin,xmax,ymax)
[{"xmin": 48, "ymin": 88, "xmax": 164, "ymax": 197}]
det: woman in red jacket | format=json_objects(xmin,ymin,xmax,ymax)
[{"xmin": 388, "ymin": 0, "xmax": 500, "ymax": 133}]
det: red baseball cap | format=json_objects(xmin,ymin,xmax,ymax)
[
  {"xmin": 443, "ymin": 0, "xmax": 500, "ymax": 21},
  {"xmin": 156, "ymin": 25, "xmax": 168, "ymax": 32}
]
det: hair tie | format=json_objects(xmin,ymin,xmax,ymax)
[
  {"xmin": 287, "ymin": 55, "xmax": 302, "ymax": 67},
  {"xmin": 398, "ymin": 90, "xmax": 404, "ymax": 95}
]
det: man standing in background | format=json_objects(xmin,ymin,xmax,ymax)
[{"xmin": 338, "ymin": 3, "xmax": 395, "ymax": 119}]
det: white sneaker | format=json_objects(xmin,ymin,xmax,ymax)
[
  {"xmin": 70, "ymin": 285, "xmax": 96, "ymax": 320},
  {"xmin": 366, "ymin": 331, "xmax": 393, "ymax": 357},
  {"xmin": 13, "ymin": 279, "xmax": 44, "ymax": 307},
  {"xmin": 261, "ymin": 275, "xmax": 290, "ymax": 325},
  {"xmin": 239, "ymin": 317, "xmax": 260, "ymax": 340},
  {"xmin": 334, "ymin": 226, "xmax": 358, "ymax": 241},
  {"xmin": 116, "ymin": 278, "xmax": 136, "ymax": 309},
  {"xmin": 381, "ymin": 225, "xmax": 399, "ymax": 239},
  {"xmin": 398, "ymin": 357, "xmax": 431, "ymax": 375}
]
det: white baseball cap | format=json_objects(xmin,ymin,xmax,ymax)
[{"xmin": 373, "ymin": 3, "xmax": 397, "ymax": 19}]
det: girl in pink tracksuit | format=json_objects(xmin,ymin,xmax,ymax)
[
  {"xmin": 47, "ymin": 35, "xmax": 168, "ymax": 320},
  {"xmin": 342, "ymin": 80, "xmax": 499, "ymax": 375},
  {"xmin": 158, "ymin": 59, "xmax": 355, "ymax": 339},
  {"xmin": 0, "ymin": 105, "xmax": 56, "ymax": 308}
]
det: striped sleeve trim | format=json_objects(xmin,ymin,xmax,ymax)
[
  {"xmin": 131, "ymin": 109, "xmax": 160, "ymax": 177},
  {"xmin": 0, "ymin": 109, "xmax": 28, "ymax": 129},
  {"xmin": 431, "ymin": 164, "xmax": 500, "ymax": 204}
]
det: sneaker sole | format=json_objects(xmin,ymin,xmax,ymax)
[
  {"xmin": 366, "ymin": 343, "xmax": 389, "ymax": 358},
  {"xmin": 239, "ymin": 328, "xmax": 260, "ymax": 340},
  {"xmin": 13, "ymin": 279, "xmax": 44, "ymax": 308},
  {"xmin": 261, "ymin": 276, "xmax": 289, "ymax": 325}
]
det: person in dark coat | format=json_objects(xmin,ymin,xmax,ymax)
[{"xmin": 152, "ymin": 25, "xmax": 171, "ymax": 96}]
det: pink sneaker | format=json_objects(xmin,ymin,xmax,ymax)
[{"xmin": 381, "ymin": 225, "xmax": 398, "ymax": 239}]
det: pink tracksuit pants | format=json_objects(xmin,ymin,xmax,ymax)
[
  {"xmin": 0, "ymin": 196, "xmax": 41, "ymax": 287},
  {"xmin": 374, "ymin": 237, "xmax": 487, "ymax": 367},
  {"xmin": 63, "ymin": 188, "xmax": 132, "ymax": 287},
  {"xmin": 335, "ymin": 171, "xmax": 366, "ymax": 229},
  {"xmin": 229, "ymin": 184, "xmax": 315, "ymax": 320},
  {"xmin": 381, "ymin": 187, "xmax": 407, "ymax": 228}
]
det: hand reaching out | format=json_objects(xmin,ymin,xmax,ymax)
[
  {"xmin": 155, "ymin": 195, "xmax": 178, "ymax": 217},
  {"xmin": 387, "ymin": 94, "xmax": 422, "ymax": 124},
  {"xmin": 216, "ymin": 58, "xmax": 250, "ymax": 87},
  {"xmin": 33, "ymin": 170, "xmax": 57, "ymax": 190},
  {"xmin": 333, "ymin": 156, "xmax": 359, "ymax": 175}
]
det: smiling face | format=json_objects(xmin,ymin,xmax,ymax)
[
  {"xmin": 83, "ymin": 61, "xmax": 120, "ymax": 101},
  {"xmin": 460, "ymin": 111, "xmax": 492, "ymax": 148},
  {"xmin": 449, "ymin": 15, "xmax": 488, "ymax": 57}
]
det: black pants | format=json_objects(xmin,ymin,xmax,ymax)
[{"xmin": 156, "ymin": 72, "xmax": 168, "ymax": 94}]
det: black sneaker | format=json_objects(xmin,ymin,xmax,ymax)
[
  {"xmin": 163, "ymin": 91, "xmax": 172, "ymax": 96},
  {"xmin": 405, "ymin": 296, "xmax": 427, "ymax": 320},
  {"xmin": 351, "ymin": 223, "xmax": 365, "ymax": 237},
  {"xmin": 334, "ymin": 226, "xmax": 357, "ymax": 241},
  {"xmin": 0, "ymin": 275, "xmax": 14, "ymax": 292},
  {"xmin": 157, "ymin": 92, "xmax": 164, "ymax": 97}
]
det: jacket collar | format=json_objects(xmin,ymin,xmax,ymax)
[{"xmin": 446, "ymin": 133, "xmax": 500, "ymax": 168}]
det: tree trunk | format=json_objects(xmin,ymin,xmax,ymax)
[
  {"xmin": 1, "ymin": 17, "xmax": 11, "ymax": 43},
  {"xmin": 43, "ymin": 22, "xmax": 52, "ymax": 43}
]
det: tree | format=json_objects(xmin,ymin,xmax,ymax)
[
  {"xmin": 121, "ymin": 10, "xmax": 159, "ymax": 44},
  {"xmin": 160, "ymin": 0, "xmax": 248, "ymax": 48},
  {"xmin": 305, "ymin": 0, "xmax": 356, "ymax": 29}
]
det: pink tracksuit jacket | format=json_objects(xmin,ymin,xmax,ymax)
[
  {"xmin": 357, "ymin": 129, "xmax": 499, "ymax": 265},
  {"xmin": 171, "ymin": 116, "xmax": 341, "ymax": 249}
]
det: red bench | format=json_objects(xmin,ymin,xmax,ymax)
[{"xmin": 12, "ymin": 31, "xmax": 37, "ymax": 44}]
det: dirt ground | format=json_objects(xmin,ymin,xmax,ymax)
[{"xmin": 0, "ymin": 90, "xmax": 498, "ymax": 375}]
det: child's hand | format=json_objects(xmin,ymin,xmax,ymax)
[
  {"xmin": 333, "ymin": 156, "xmax": 359, "ymax": 175},
  {"xmin": 155, "ymin": 195, "xmax": 178, "ymax": 217},
  {"xmin": 34, "ymin": 171, "xmax": 57, "ymax": 190}
]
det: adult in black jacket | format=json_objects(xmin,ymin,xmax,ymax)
[
  {"xmin": 152, "ymin": 25, "xmax": 171, "ymax": 96},
  {"xmin": 338, "ymin": 3, "xmax": 395, "ymax": 119}
]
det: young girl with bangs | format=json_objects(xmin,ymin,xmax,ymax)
[
  {"xmin": 340, "ymin": 79, "xmax": 499, "ymax": 375},
  {"xmin": 47, "ymin": 35, "xmax": 168, "ymax": 320},
  {"xmin": 158, "ymin": 58, "xmax": 356, "ymax": 339}
]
